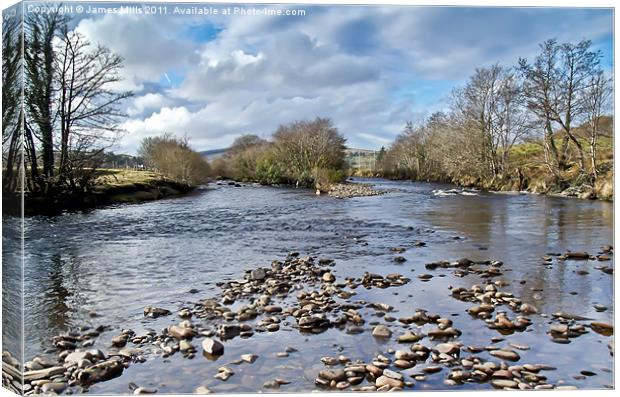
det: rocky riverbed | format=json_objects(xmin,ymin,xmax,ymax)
[{"xmin": 3, "ymin": 246, "xmax": 614, "ymax": 395}]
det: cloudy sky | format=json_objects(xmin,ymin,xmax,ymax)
[{"xmin": 53, "ymin": 2, "xmax": 613, "ymax": 153}]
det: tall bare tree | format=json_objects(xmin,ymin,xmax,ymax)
[
  {"xmin": 583, "ymin": 70, "xmax": 612, "ymax": 181},
  {"xmin": 53, "ymin": 28, "xmax": 132, "ymax": 190},
  {"xmin": 24, "ymin": 11, "xmax": 66, "ymax": 186}
]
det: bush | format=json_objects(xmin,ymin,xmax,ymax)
[{"xmin": 139, "ymin": 134, "xmax": 210, "ymax": 185}]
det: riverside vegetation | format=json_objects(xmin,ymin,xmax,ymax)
[{"xmin": 374, "ymin": 39, "xmax": 613, "ymax": 201}]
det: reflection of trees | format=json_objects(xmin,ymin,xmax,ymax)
[
  {"xmin": 43, "ymin": 254, "xmax": 73, "ymax": 329},
  {"xmin": 2, "ymin": 220, "xmax": 23, "ymax": 361},
  {"xmin": 421, "ymin": 192, "xmax": 613, "ymax": 316},
  {"xmin": 26, "ymin": 251, "xmax": 88, "ymax": 354}
]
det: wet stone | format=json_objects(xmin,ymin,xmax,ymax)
[
  {"xmin": 202, "ymin": 338, "xmax": 224, "ymax": 356},
  {"xmin": 492, "ymin": 379, "xmax": 518, "ymax": 389},
  {"xmin": 372, "ymin": 325, "xmax": 392, "ymax": 338},
  {"xmin": 489, "ymin": 349, "xmax": 520, "ymax": 361}
]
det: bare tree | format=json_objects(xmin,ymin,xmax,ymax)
[
  {"xmin": 53, "ymin": 28, "xmax": 133, "ymax": 190},
  {"xmin": 452, "ymin": 64, "xmax": 531, "ymax": 178},
  {"xmin": 519, "ymin": 39, "xmax": 602, "ymax": 184},
  {"xmin": 2, "ymin": 11, "xmax": 23, "ymax": 192},
  {"xmin": 583, "ymin": 70, "xmax": 612, "ymax": 181},
  {"xmin": 273, "ymin": 117, "xmax": 347, "ymax": 186},
  {"xmin": 24, "ymin": 11, "xmax": 66, "ymax": 186}
]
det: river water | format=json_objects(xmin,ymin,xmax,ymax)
[{"xmin": 2, "ymin": 178, "xmax": 614, "ymax": 392}]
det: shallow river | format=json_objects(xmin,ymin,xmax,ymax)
[{"xmin": 2, "ymin": 178, "xmax": 614, "ymax": 392}]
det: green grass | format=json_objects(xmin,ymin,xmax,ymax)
[{"xmin": 93, "ymin": 169, "xmax": 168, "ymax": 187}]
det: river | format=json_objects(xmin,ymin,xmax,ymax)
[{"xmin": 2, "ymin": 178, "xmax": 614, "ymax": 392}]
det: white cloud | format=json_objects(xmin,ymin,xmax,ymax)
[
  {"xmin": 127, "ymin": 93, "xmax": 172, "ymax": 117},
  {"xmin": 94, "ymin": 6, "xmax": 612, "ymax": 153}
]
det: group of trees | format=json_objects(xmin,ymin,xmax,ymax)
[
  {"xmin": 382, "ymin": 39, "xmax": 612, "ymax": 189},
  {"xmin": 2, "ymin": 11, "xmax": 132, "ymax": 195},
  {"xmin": 211, "ymin": 117, "xmax": 348, "ymax": 189},
  {"xmin": 139, "ymin": 135, "xmax": 211, "ymax": 185}
]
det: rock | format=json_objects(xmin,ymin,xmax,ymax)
[
  {"xmin": 64, "ymin": 351, "xmax": 92, "ymax": 365},
  {"xmin": 382, "ymin": 369, "xmax": 403, "ymax": 380},
  {"xmin": 24, "ymin": 366, "xmax": 65, "ymax": 381},
  {"xmin": 519, "ymin": 303, "xmax": 538, "ymax": 314},
  {"xmin": 365, "ymin": 364, "xmax": 384, "ymax": 377},
  {"xmin": 195, "ymin": 386, "xmax": 212, "ymax": 394},
  {"xmin": 263, "ymin": 305, "xmax": 282, "ymax": 313},
  {"xmin": 179, "ymin": 340, "xmax": 194, "ymax": 352},
  {"xmin": 78, "ymin": 359, "xmax": 124, "ymax": 383},
  {"xmin": 594, "ymin": 304, "xmax": 608, "ymax": 312},
  {"xmin": 393, "ymin": 256, "xmax": 407, "ymax": 263},
  {"xmin": 395, "ymin": 350, "xmax": 416, "ymax": 361},
  {"xmin": 143, "ymin": 307, "xmax": 171, "ymax": 318},
  {"xmin": 240, "ymin": 354, "xmax": 258, "ymax": 363},
  {"xmin": 318, "ymin": 369, "xmax": 346, "ymax": 382},
  {"xmin": 134, "ymin": 387, "xmax": 158, "ymax": 394},
  {"xmin": 41, "ymin": 382, "xmax": 67, "ymax": 394},
  {"xmin": 375, "ymin": 375, "xmax": 404, "ymax": 388},
  {"xmin": 372, "ymin": 325, "xmax": 392, "ymax": 338},
  {"xmin": 489, "ymin": 349, "xmax": 520, "ymax": 361},
  {"xmin": 492, "ymin": 379, "xmax": 518, "ymax": 389},
  {"xmin": 394, "ymin": 360, "xmax": 413, "ymax": 369},
  {"xmin": 433, "ymin": 343, "xmax": 460, "ymax": 356},
  {"xmin": 202, "ymin": 338, "xmax": 224, "ymax": 356},
  {"xmin": 550, "ymin": 324, "xmax": 569, "ymax": 334},
  {"xmin": 169, "ymin": 325, "xmax": 196, "ymax": 340},
  {"xmin": 263, "ymin": 380, "xmax": 280, "ymax": 389},
  {"xmin": 322, "ymin": 272, "xmax": 335, "ymax": 283},
  {"xmin": 111, "ymin": 335, "xmax": 127, "ymax": 347},
  {"xmin": 565, "ymin": 251, "xmax": 590, "ymax": 260},
  {"xmin": 508, "ymin": 343, "xmax": 530, "ymax": 351},
  {"xmin": 214, "ymin": 371, "xmax": 232, "ymax": 381},
  {"xmin": 591, "ymin": 322, "xmax": 614, "ymax": 336},
  {"xmin": 250, "ymin": 268, "xmax": 267, "ymax": 281},
  {"xmin": 397, "ymin": 332, "xmax": 422, "ymax": 343},
  {"xmin": 218, "ymin": 324, "xmax": 241, "ymax": 339}
]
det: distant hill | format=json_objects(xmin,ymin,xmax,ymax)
[{"xmin": 200, "ymin": 148, "xmax": 229, "ymax": 160}]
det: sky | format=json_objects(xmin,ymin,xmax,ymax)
[{"xmin": 24, "ymin": 2, "xmax": 614, "ymax": 153}]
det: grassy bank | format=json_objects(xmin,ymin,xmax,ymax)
[{"xmin": 3, "ymin": 170, "xmax": 195, "ymax": 216}]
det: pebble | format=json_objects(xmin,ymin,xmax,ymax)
[
  {"xmin": 372, "ymin": 325, "xmax": 392, "ymax": 338},
  {"xmin": 492, "ymin": 379, "xmax": 518, "ymax": 389},
  {"xmin": 133, "ymin": 387, "xmax": 157, "ymax": 394},
  {"xmin": 489, "ymin": 349, "xmax": 520, "ymax": 361},
  {"xmin": 240, "ymin": 354, "xmax": 258, "ymax": 363},
  {"xmin": 202, "ymin": 338, "xmax": 224, "ymax": 356}
]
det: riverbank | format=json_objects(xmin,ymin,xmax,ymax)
[
  {"xmin": 2, "ymin": 170, "xmax": 196, "ymax": 216},
  {"xmin": 359, "ymin": 167, "xmax": 614, "ymax": 201},
  {"xmin": 451, "ymin": 168, "xmax": 614, "ymax": 201}
]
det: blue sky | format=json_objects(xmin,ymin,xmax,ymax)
[{"xmin": 32, "ymin": 2, "xmax": 614, "ymax": 152}]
